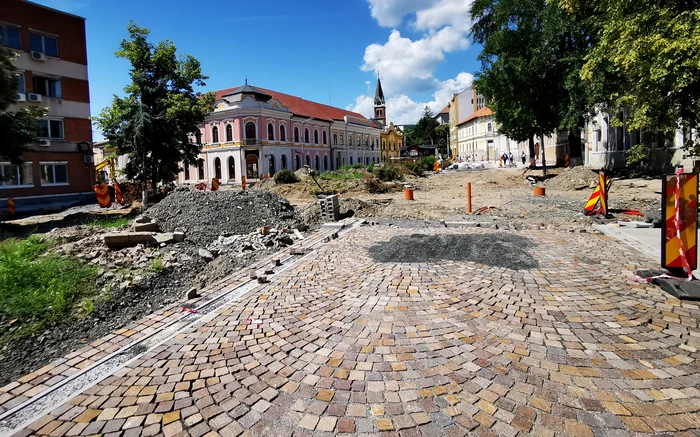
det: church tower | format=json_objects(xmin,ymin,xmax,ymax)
[{"xmin": 374, "ymin": 76, "xmax": 386, "ymax": 126}]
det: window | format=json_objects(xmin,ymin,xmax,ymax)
[
  {"xmin": 280, "ymin": 125, "xmax": 286, "ymax": 141},
  {"xmin": 184, "ymin": 164, "xmax": 190, "ymax": 180},
  {"xmin": 196, "ymin": 131, "xmax": 202, "ymax": 145},
  {"xmin": 40, "ymin": 162, "xmax": 68, "ymax": 185},
  {"xmin": 36, "ymin": 119, "xmax": 64, "ymax": 139},
  {"xmin": 294, "ymin": 127, "xmax": 299, "ymax": 142},
  {"xmin": 333, "ymin": 134, "xmax": 338, "ymax": 145},
  {"xmin": 214, "ymin": 157, "xmax": 222, "ymax": 180},
  {"xmin": 314, "ymin": 130, "xmax": 319, "ymax": 144},
  {"xmin": 33, "ymin": 76, "xmax": 61, "ymax": 98},
  {"xmin": 30, "ymin": 33, "xmax": 58, "ymax": 57},
  {"xmin": 340, "ymin": 134, "xmax": 344, "ymax": 145},
  {"xmin": 0, "ymin": 163, "xmax": 33, "ymax": 187},
  {"xmin": 268, "ymin": 123, "xmax": 274, "ymax": 140},
  {"xmin": 226, "ymin": 124, "xmax": 233, "ymax": 142},
  {"xmin": 245, "ymin": 122, "xmax": 256, "ymax": 139},
  {"xmin": 487, "ymin": 123, "xmax": 492, "ymax": 132},
  {"xmin": 281, "ymin": 154, "xmax": 287, "ymax": 169},
  {"xmin": 198, "ymin": 161, "xmax": 205, "ymax": 180},
  {"xmin": 323, "ymin": 131, "xmax": 327, "ymax": 145},
  {"xmin": 228, "ymin": 156, "xmax": 235, "ymax": 179},
  {"xmin": 0, "ymin": 25, "xmax": 21, "ymax": 49},
  {"xmin": 305, "ymin": 155, "xmax": 311, "ymax": 167},
  {"xmin": 17, "ymin": 73, "xmax": 25, "ymax": 94},
  {"xmin": 304, "ymin": 128, "xmax": 309, "ymax": 143},
  {"xmin": 212, "ymin": 126, "xmax": 219, "ymax": 143}
]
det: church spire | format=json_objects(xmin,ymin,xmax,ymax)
[{"xmin": 374, "ymin": 75, "xmax": 385, "ymax": 106}]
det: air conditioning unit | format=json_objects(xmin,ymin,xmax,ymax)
[
  {"xmin": 84, "ymin": 155, "xmax": 94, "ymax": 163},
  {"xmin": 31, "ymin": 51, "xmax": 46, "ymax": 61},
  {"xmin": 16, "ymin": 93, "xmax": 26, "ymax": 102},
  {"xmin": 28, "ymin": 93, "xmax": 42, "ymax": 102},
  {"xmin": 38, "ymin": 139, "xmax": 50, "ymax": 147}
]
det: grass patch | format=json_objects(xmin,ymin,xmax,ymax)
[
  {"xmin": 0, "ymin": 236, "xmax": 98, "ymax": 340},
  {"xmin": 319, "ymin": 170, "xmax": 366, "ymax": 180},
  {"xmin": 84, "ymin": 215, "xmax": 130, "ymax": 228},
  {"xmin": 151, "ymin": 257, "xmax": 164, "ymax": 272}
]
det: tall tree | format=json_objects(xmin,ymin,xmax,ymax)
[
  {"xmin": 571, "ymin": 0, "xmax": 700, "ymax": 162},
  {"xmin": 0, "ymin": 46, "xmax": 46, "ymax": 164},
  {"xmin": 412, "ymin": 106, "xmax": 440, "ymax": 146},
  {"xmin": 94, "ymin": 22, "xmax": 215, "ymax": 207}
]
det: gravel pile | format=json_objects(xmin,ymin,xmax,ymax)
[
  {"xmin": 147, "ymin": 189, "xmax": 299, "ymax": 247},
  {"xmin": 368, "ymin": 233, "xmax": 538, "ymax": 269},
  {"xmin": 545, "ymin": 166, "xmax": 599, "ymax": 190}
]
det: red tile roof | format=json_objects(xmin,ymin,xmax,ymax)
[
  {"xmin": 439, "ymin": 104, "xmax": 450, "ymax": 114},
  {"xmin": 458, "ymin": 106, "xmax": 493, "ymax": 125},
  {"xmin": 214, "ymin": 85, "xmax": 368, "ymax": 123}
]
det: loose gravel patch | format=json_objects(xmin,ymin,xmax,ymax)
[{"xmin": 367, "ymin": 233, "xmax": 538, "ymax": 269}]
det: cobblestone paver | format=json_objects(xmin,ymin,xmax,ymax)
[{"xmin": 5, "ymin": 225, "xmax": 700, "ymax": 436}]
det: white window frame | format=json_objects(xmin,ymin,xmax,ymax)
[
  {"xmin": 33, "ymin": 75, "xmax": 62, "ymax": 98},
  {"xmin": 37, "ymin": 118, "xmax": 65, "ymax": 140},
  {"xmin": 16, "ymin": 71, "xmax": 25, "ymax": 94},
  {"xmin": 0, "ymin": 162, "xmax": 34, "ymax": 188},
  {"xmin": 0, "ymin": 23, "xmax": 22, "ymax": 49},
  {"xmin": 39, "ymin": 161, "xmax": 69, "ymax": 186},
  {"xmin": 29, "ymin": 31, "xmax": 59, "ymax": 57}
]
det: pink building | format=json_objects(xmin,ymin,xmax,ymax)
[{"xmin": 178, "ymin": 83, "xmax": 382, "ymax": 184}]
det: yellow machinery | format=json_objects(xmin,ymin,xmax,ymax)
[{"xmin": 95, "ymin": 158, "xmax": 116, "ymax": 183}]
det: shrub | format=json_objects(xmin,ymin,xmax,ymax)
[
  {"xmin": 366, "ymin": 163, "xmax": 375, "ymax": 172},
  {"xmin": 374, "ymin": 165, "xmax": 401, "ymax": 182},
  {"xmin": 273, "ymin": 169, "xmax": 299, "ymax": 184},
  {"xmin": 365, "ymin": 178, "xmax": 388, "ymax": 194},
  {"xmin": 403, "ymin": 156, "xmax": 436, "ymax": 176}
]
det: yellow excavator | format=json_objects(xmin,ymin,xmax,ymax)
[{"xmin": 95, "ymin": 158, "xmax": 116, "ymax": 183}]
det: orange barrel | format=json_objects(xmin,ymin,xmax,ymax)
[
  {"xmin": 404, "ymin": 187, "xmax": 414, "ymax": 201},
  {"xmin": 242, "ymin": 176, "xmax": 247, "ymax": 189},
  {"xmin": 533, "ymin": 186, "xmax": 546, "ymax": 196}
]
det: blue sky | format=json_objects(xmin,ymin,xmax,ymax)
[{"xmin": 34, "ymin": 0, "xmax": 480, "ymax": 140}]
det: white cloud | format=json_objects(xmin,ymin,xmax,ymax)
[
  {"xmin": 352, "ymin": 1, "xmax": 476, "ymax": 125},
  {"xmin": 348, "ymin": 72, "xmax": 474, "ymax": 125},
  {"xmin": 361, "ymin": 28, "xmax": 468, "ymax": 95},
  {"xmin": 367, "ymin": 0, "xmax": 435, "ymax": 27}
]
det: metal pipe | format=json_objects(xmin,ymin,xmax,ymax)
[{"xmin": 467, "ymin": 182, "xmax": 472, "ymax": 214}]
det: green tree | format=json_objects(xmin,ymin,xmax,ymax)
[
  {"xmin": 0, "ymin": 46, "xmax": 46, "ymax": 164},
  {"xmin": 435, "ymin": 124, "xmax": 450, "ymax": 156},
  {"xmin": 412, "ymin": 106, "xmax": 440, "ymax": 147},
  {"xmin": 571, "ymin": 0, "xmax": 700, "ymax": 162},
  {"xmin": 94, "ymin": 22, "xmax": 215, "ymax": 207}
]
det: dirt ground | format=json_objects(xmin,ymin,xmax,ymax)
[{"xmin": 266, "ymin": 166, "xmax": 661, "ymax": 226}]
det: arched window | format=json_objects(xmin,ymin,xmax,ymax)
[
  {"xmin": 323, "ymin": 155, "xmax": 329, "ymax": 171},
  {"xmin": 225, "ymin": 124, "xmax": 233, "ymax": 142},
  {"xmin": 198, "ymin": 160, "xmax": 205, "ymax": 180},
  {"xmin": 314, "ymin": 130, "xmax": 319, "ymax": 144},
  {"xmin": 269, "ymin": 155, "xmax": 275, "ymax": 176},
  {"xmin": 280, "ymin": 125, "xmax": 286, "ymax": 141},
  {"xmin": 214, "ymin": 157, "xmax": 222, "ymax": 180},
  {"xmin": 196, "ymin": 131, "xmax": 202, "ymax": 145},
  {"xmin": 315, "ymin": 155, "xmax": 320, "ymax": 171},
  {"xmin": 349, "ymin": 136, "xmax": 353, "ymax": 146},
  {"xmin": 350, "ymin": 156, "xmax": 353, "ymax": 165},
  {"xmin": 295, "ymin": 154, "xmax": 301, "ymax": 170},
  {"xmin": 304, "ymin": 129, "xmax": 309, "ymax": 143},
  {"xmin": 245, "ymin": 122, "xmax": 256, "ymax": 139},
  {"xmin": 228, "ymin": 156, "xmax": 235, "ymax": 180},
  {"xmin": 268, "ymin": 123, "xmax": 274, "ymax": 140},
  {"xmin": 323, "ymin": 131, "xmax": 327, "ymax": 145},
  {"xmin": 184, "ymin": 164, "xmax": 190, "ymax": 180},
  {"xmin": 294, "ymin": 127, "xmax": 299, "ymax": 142},
  {"xmin": 305, "ymin": 154, "xmax": 311, "ymax": 167},
  {"xmin": 212, "ymin": 126, "xmax": 219, "ymax": 143},
  {"xmin": 281, "ymin": 154, "xmax": 288, "ymax": 170}
]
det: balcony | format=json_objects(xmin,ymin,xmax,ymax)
[{"xmin": 243, "ymin": 138, "xmax": 261, "ymax": 146}]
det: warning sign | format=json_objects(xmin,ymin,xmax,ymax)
[{"xmin": 662, "ymin": 172, "xmax": 698, "ymax": 274}]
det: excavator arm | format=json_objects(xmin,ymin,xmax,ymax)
[{"xmin": 95, "ymin": 158, "xmax": 116, "ymax": 183}]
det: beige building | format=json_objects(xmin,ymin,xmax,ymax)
[
  {"xmin": 449, "ymin": 86, "xmax": 486, "ymax": 157},
  {"xmin": 380, "ymin": 122, "xmax": 403, "ymax": 163},
  {"xmin": 457, "ymin": 107, "xmax": 518, "ymax": 161}
]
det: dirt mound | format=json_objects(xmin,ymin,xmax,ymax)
[
  {"xmin": 147, "ymin": 189, "xmax": 299, "ymax": 247},
  {"xmin": 545, "ymin": 166, "xmax": 599, "ymax": 190}
]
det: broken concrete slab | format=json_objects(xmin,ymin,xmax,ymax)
[
  {"xmin": 198, "ymin": 248, "xmax": 214, "ymax": 261},
  {"xmin": 173, "ymin": 231, "xmax": 185, "ymax": 242},
  {"xmin": 104, "ymin": 232, "xmax": 157, "ymax": 249},
  {"xmin": 134, "ymin": 215, "xmax": 152, "ymax": 224},
  {"xmin": 134, "ymin": 222, "xmax": 159, "ymax": 232},
  {"xmin": 153, "ymin": 233, "xmax": 175, "ymax": 245}
]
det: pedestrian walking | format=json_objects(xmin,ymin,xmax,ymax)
[
  {"xmin": 521, "ymin": 151, "xmax": 526, "ymax": 165},
  {"xmin": 509, "ymin": 152, "xmax": 514, "ymax": 166}
]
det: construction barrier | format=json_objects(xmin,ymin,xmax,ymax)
[
  {"xmin": 584, "ymin": 172, "xmax": 611, "ymax": 216},
  {"xmin": 7, "ymin": 198, "xmax": 15, "ymax": 216},
  {"xmin": 211, "ymin": 178, "xmax": 219, "ymax": 191},
  {"xmin": 241, "ymin": 176, "xmax": 247, "ymax": 189},
  {"xmin": 114, "ymin": 183, "xmax": 125, "ymax": 205},
  {"xmin": 662, "ymin": 170, "xmax": 698, "ymax": 277},
  {"xmin": 565, "ymin": 154, "xmax": 570, "ymax": 167},
  {"xmin": 93, "ymin": 183, "xmax": 112, "ymax": 208}
]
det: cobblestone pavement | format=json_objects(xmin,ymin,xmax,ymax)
[{"xmin": 4, "ymin": 225, "xmax": 700, "ymax": 437}]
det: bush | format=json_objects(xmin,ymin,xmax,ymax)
[
  {"xmin": 374, "ymin": 164, "xmax": 401, "ymax": 181},
  {"xmin": 273, "ymin": 169, "xmax": 300, "ymax": 184},
  {"xmin": 366, "ymin": 163, "xmax": 375, "ymax": 172},
  {"xmin": 403, "ymin": 156, "xmax": 436, "ymax": 176}
]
